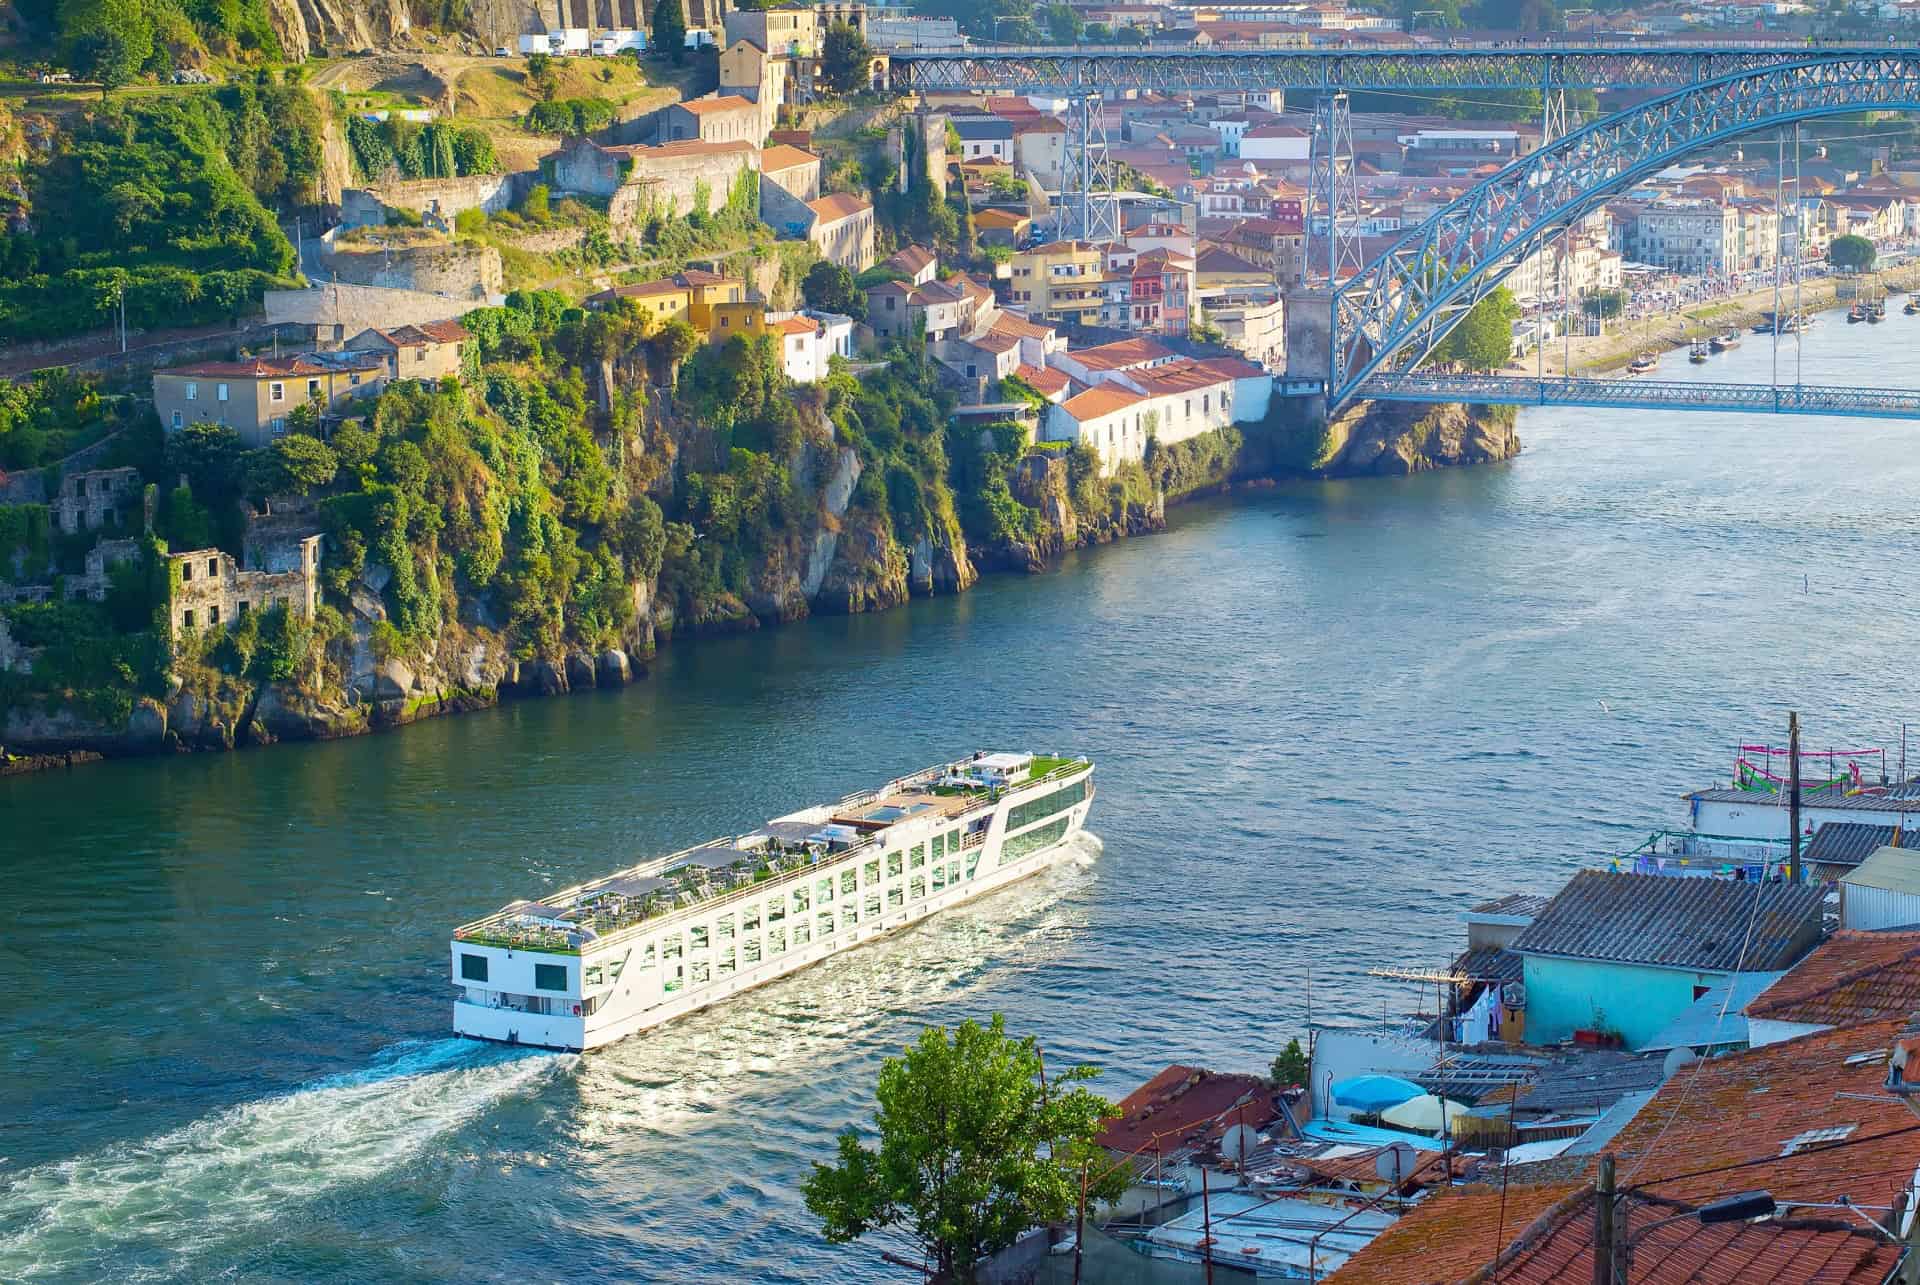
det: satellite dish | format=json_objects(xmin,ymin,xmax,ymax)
[
  {"xmin": 1221, "ymin": 1124, "xmax": 1259, "ymax": 1163},
  {"xmin": 1375, "ymin": 1141, "xmax": 1418, "ymax": 1184},
  {"xmin": 1662, "ymin": 1047, "xmax": 1698, "ymax": 1080}
]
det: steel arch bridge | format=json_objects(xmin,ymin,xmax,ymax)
[{"xmin": 1330, "ymin": 53, "xmax": 1920, "ymax": 412}]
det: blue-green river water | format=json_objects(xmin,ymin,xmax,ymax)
[{"xmin": 5, "ymin": 310, "xmax": 1920, "ymax": 1282}]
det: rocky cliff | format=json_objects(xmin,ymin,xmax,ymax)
[
  {"xmin": 1314, "ymin": 400, "xmax": 1520, "ymax": 477},
  {"xmin": 266, "ymin": 0, "xmax": 412, "ymax": 63}
]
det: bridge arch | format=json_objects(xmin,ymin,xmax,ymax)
[{"xmin": 1328, "ymin": 54, "xmax": 1920, "ymax": 411}]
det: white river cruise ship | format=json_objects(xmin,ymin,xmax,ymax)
[{"xmin": 451, "ymin": 752, "xmax": 1095, "ymax": 1051}]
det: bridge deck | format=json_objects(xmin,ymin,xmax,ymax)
[{"xmin": 1353, "ymin": 374, "xmax": 1920, "ymax": 421}]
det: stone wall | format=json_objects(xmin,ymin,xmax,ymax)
[
  {"xmin": 266, "ymin": 284, "xmax": 475, "ymax": 346},
  {"xmin": 320, "ymin": 240, "xmax": 504, "ymax": 301},
  {"xmin": 339, "ymin": 173, "xmax": 525, "ymax": 229},
  {"xmin": 606, "ymin": 147, "xmax": 759, "ymax": 238},
  {"xmin": 50, "ymin": 467, "xmax": 142, "ymax": 535},
  {"xmin": 169, "ymin": 536, "xmax": 321, "ymax": 637}
]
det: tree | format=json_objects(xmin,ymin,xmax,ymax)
[
  {"xmin": 802, "ymin": 260, "xmax": 866, "ymax": 321},
  {"xmin": 820, "ymin": 21, "xmax": 873, "ymax": 96},
  {"xmin": 1829, "ymin": 233, "xmax": 1876, "ymax": 273},
  {"xmin": 165, "ymin": 422, "xmax": 246, "ymax": 501},
  {"xmin": 651, "ymin": 0, "xmax": 687, "ymax": 63},
  {"xmin": 1044, "ymin": 3, "xmax": 1083, "ymax": 42},
  {"xmin": 524, "ymin": 52, "xmax": 559, "ymax": 102},
  {"xmin": 74, "ymin": 29, "xmax": 140, "ymax": 96},
  {"xmin": 1270, "ymin": 1037, "xmax": 1309, "ymax": 1090},
  {"xmin": 649, "ymin": 317, "xmax": 701, "ymax": 385},
  {"xmin": 803, "ymin": 1014, "xmax": 1124, "ymax": 1284},
  {"xmin": 248, "ymin": 433, "xmax": 339, "ymax": 498},
  {"xmin": 1582, "ymin": 287, "xmax": 1627, "ymax": 320},
  {"xmin": 1434, "ymin": 286, "xmax": 1521, "ymax": 372}
]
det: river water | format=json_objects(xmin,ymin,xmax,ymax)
[{"xmin": 6, "ymin": 310, "xmax": 1920, "ymax": 1282}]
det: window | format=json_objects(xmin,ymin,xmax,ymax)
[
  {"xmin": 534, "ymin": 963, "xmax": 567, "ymax": 991},
  {"xmin": 182, "ymin": 609, "xmax": 195, "ymax": 628},
  {"xmin": 717, "ymin": 914, "xmax": 734, "ymax": 939},
  {"xmin": 208, "ymin": 605, "xmax": 220, "ymax": 625},
  {"xmin": 181, "ymin": 563, "xmax": 192, "ymax": 582},
  {"xmin": 206, "ymin": 558, "xmax": 218, "ymax": 577},
  {"xmin": 910, "ymin": 843, "xmax": 925, "ymax": 869},
  {"xmin": 769, "ymin": 926, "xmax": 786, "ymax": 954},
  {"xmin": 932, "ymin": 833, "xmax": 945, "ymax": 860},
  {"xmin": 865, "ymin": 893, "xmax": 881, "ymax": 919},
  {"xmin": 743, "ymin": 904, "xmax": 760, "ymax": 932},
  {"xmin": 271, "ymin": 417, "xmax": 287, "ymax": 436},
  {"xmin": 888, "ymin": 886, "xmax": 903, "ymax": 908},
  {"xmin": 350, "ymin": 373, "xmax": 361, "ymax": 386},
  {"xmin": 1007, "ymin": 779, "xmax": 1087, "ymax": 831},
  {"xmin": 818, "ymin": 912, "xmax": 834, "ymax": 938},
  {"xmin": 216, "ymin": 383, "xmax": 229, "ymax": 402},
  {"xmin": 185, "ymin": 382, "xmax": 198, "ymax": 401},
  {"xmin": 270, "ymin": 382, "xmax": 285, "ymax": 403},
  {"xmin": 171, "ymin": 411, "xmax": 183, "ymax": 428},
  {"xmin": 863, "ymin": 860, "xmax": 880, "ymax": 886},
  {"xmin": 792, "ymin": 920, "xmax": 810, "ymax": 946},
  {"xmin": 237, "ymin": 600, "xmax": 249, "ymax": 616},
  {"xmin": 719, "ymin": 947, "xmax": 736, "ymax": 975},
  {"xmin": 743, "ymin": 937, "xmax": 761, "ymax": 964},
  {"xmin": 415, "ymin": 347, "xmax": 426, "ymax": 362},
  {"xmin": 840, "ymin": 870, "xmax": 856, "ymax": 896},
  {"xmin": 792, "ymin": 885, "xmax": 809, "ymax": 913},
  {"xmin": 691, "ymin": 926, "xmax": 708, "ymax": 950},
  {"xmin": 663, "ymin": 933, "xmax": 683, "ymax": 959},
  {"xmin": 307, "ymin": 379, "xmax": 320, "ymax": 398},
  {"xmin": 817, "ymin": 878, "xmax": 833, "ymax": 904},
  {"xmin": 887, "ymin": 851, "xmax": 903, "ymax": 878},
  {"xmin": 910, "ymin": 875, "xmax": 925, "ymax": 901},
  {"xmin": 460, "ymin": 953, "xmax": 488, "ymax": 981}
]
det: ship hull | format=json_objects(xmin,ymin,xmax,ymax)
[{"xmin": 452, "ymin": 775, "xmax": 1093, "ymax": 1053}]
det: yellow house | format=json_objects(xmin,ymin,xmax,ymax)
[
  {"xmin": 708, "ymin": 300, "xmax": 767, "ymax": 344},
  {"xmin": 585, "ymin": 279, "xmax": 692, "ymax": 326},
  {"xmin": 678, "ymin": 270, "xmax": 747, "ymax": 330},
  {"xmin": 1009, "ymin": 241, "xmax": 1107, "ymax": 327}
]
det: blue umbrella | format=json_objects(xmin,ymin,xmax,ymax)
[{"xmin": 1330, "ymin": 1074, "xmax": 1427, "ymax": 1113}]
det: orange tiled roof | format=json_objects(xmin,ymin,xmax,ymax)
[
  {"xmin": 1014, "ymin": 363, "xmax": 1069, "ymax": 395},
  {"xmin": 1746, "ymin": 930, "xmax": 1920, "ymax": 1027},
  {"xmin": 759, "ymin": 143, "xmax": 818, "ymax": 172},
  {"xmin": 1094, "ymin": 1065, "xmax": 1276, "ymax": 1156},
  {"xmin": 1058, "ymin": 383, "xmax": 1145, "ymax": 421},
  {"xmin": 1327, "ymin": 1183, "xmax": 1585, "ymax": 1285},
  {"xmin": 991, "ymin": 312, "xmax": 1054, "ymax": 342},
  {"xmin": 809, "ymin": 192, "xmax": 871, "ymax": 222},
  {"xmin": 677, "ymin": 94, "xmax": 756, "ymax": 116},
  {"xmin": 1065, "ymin": 336, "xmax": 1175, "ymax": 371}
]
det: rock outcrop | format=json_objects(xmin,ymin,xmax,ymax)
[{"xmin": 1318, "ymin": 401, "xmax": 1520, "ymax": 477}]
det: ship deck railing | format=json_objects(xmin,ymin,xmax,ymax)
[{"xmin": 454, "ymin": 756, "xmax": 1092, "ymax": 953}]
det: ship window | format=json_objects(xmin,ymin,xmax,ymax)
[
  {"xmin": 818, "ymin": 912, "xmax": 834, "ymax": 937},
  {"xmin": 767, "ymin": 899, "xmax": 785, "ymax": 923},
  {"xmin": 843, "ymin": 907, "xmax": 857, "ymax": 931},
  {"xmin": 691, "ymin": 961, "xmax": 710, "ymax": 984},
  {"xmin": 910, "ymin": 876, "xmax": 926, "ymax": 901},
  {"xmin": 743, "ymin": 938, "xmax": 761, "ymax": 963},
  {"xmin": 817, "ymin": 878, "xmax": 833, "ymax": 903},
  {"xmin": 691, "ymin": 926, "xmax": 708, "ymax": 950},
  {"xmin": 640, "ymin": 944, "xmax": 655, "ymax": 967},
  {"xmin": 949, "ymin": 860, "xmax": 961, "ymax": 884},
  {"xmin": 1008, "ymin": 780, "xmax": 1087, "ymax": 831},
  {"xmin": 663, "ymin": 933, "xmax": 683, "ymax": 958},
  {"xmin": 840, "ymin": 870, "xmax": 857, "ymax": 896},
  {"xmin": 864, "ymin": 894, "xmax": 881, "ymax": 919},
  {"xmin": 888, "ymin": 886, "xmax": 904, "ymax": 908},
  {"xmin": 585, "ymin": 965, "xmax": 604, "ymax": 986},
  {"xmin": 459, "ymin": 953, "xmax": 488, "ymax": 982},
  {"xmin": 949, "ymin": 830, "xmax": 961, "ymax": 852},
  {"xmin": 887, "ymin": 851, "xmax": 903, "ymax": 878},
  {"xmin": 793, "ymin": 885, "xmax": 809, "ymax": 913},
  {"xmin": 932, "ymin": 865, "xmax": 947, "ymax": 891},
  {"xmin": 769, "ymin": 927, "xmax": 787, "ymax": 954},
  {"xmin": 716, "ymin": 914, "xmax": 734, "ymax": 939},
  {"xmin": 792, "ymin": 920, "xmax": 810, "ymax": 946},
  {"xmin": 743, "ymin": 904, "xmax": 760, "ymax": 932},
  {"xmin": 534, "ymin": 963, "xmax": 568, "ymax": 991},
  {"xmin": 719, "ymin": 947, "xmax": 736, "ymax": 975},
  {"xmin": 863, "ymin": 860, "xmax": 880, "ymax": 886},
  {"xmin": 932, "ymin": 833, "xmax": 945, "ymax": 859},
  {"xmin": 910, "ymin": 843, "xmax": 925, "ymax": 868}
]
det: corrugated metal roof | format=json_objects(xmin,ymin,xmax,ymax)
[
  {"xmin": 1805, "ymin": 821, "xmax": 1901, "ymax": 868},
  {"xmin": 1509, "ymin": 871, "xmax": 1824, "ymax": 972},
  {"xmin": 1467, "ymin": 891, "xmax": 1550, "ymax": 920},
  {"xmin": 1841, "ymin": 845, "xmax": 1920, "ymax": 895},
  {"xmin": 1689, "ymin": 787, "xmax": 1920, "ymax": 813}
]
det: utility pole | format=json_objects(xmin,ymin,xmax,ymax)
[
  {"xmin": 1789, "ymin": 711, "xmax": 1803, "ymax": 884},
  {"xmin": 1073, "ymin": 1160, "xmax": 1087, "ymax": 1284},
  {"xmin": 1593, "ymin": 1152, "xmax": 1616, "ymax": 1285}
]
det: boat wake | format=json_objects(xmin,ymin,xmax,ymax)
[{"xmin": 0, "ymin": 1037, "xmax": 570, "ymax": 1281}]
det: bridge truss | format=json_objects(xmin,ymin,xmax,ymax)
[
  {"xmin": 1354, "ymin": 375, "xmax": 1920, "ymax": 421},
  {"xmin": 1331, "ymin": 53, "xmax": 1920, "ymax": 412}
]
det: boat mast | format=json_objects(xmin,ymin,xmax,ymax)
[{"xmin": 1788, "ymin": 711, "xmax": 1802, "ymax": 884}]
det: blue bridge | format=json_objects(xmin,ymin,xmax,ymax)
[{"xmin": 1353, "ymin": 375, "xmax": 1920, "ymax": 421}]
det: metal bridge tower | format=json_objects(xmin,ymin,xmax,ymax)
[
  {"xmin": 1308, "ymin": 91, "xmax": 1361, "ymax": 285},
  {"xmin": 1054, "ymin": 92, "xmax": 1120, "ymax": 244}
]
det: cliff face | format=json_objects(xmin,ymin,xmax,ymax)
[
  {"xmin": 1316, "ymin": 400, "xmax": 1520, "ymax": 477},
  {"xmin": 266, "ymin": 0, "xmax": 412, "ymax": 62}
]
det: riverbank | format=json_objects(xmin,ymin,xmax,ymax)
[
  {"xmin": 1519, "ymin": 260, "xmax": 1920, "ymax": 376},
  {"xmin": 0, "ymin": 402, "xmax": 1517, "ymax": 776}
]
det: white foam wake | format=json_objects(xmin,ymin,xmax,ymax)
[{"xmin": 0, "ymin": 1038, "xmax": 570, "ymax": 1281}]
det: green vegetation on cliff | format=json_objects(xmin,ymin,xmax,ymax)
[{"xmin": 0, "ymin": 91, "xmax": 319, "ymax": 342}]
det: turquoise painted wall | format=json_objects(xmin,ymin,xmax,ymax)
[{"xmin": 1521, "ymin": 955, "xmax": 1726, "ymax": 1049}]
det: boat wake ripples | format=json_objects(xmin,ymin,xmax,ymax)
[{"xmin": 0, "ymin": 1038, "xmax": 571, "ymax": 1281}]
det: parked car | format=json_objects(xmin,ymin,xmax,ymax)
[{"xmin": 493, "ymin": 46, "xmax": 511, "ymax": 57}]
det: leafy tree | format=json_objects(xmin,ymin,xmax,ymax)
[
  {"xmin": 1434, "ymin": 286, "xmax": 1520, "ymax": 372},
  {"xmin": 1829, "ymin": 233, "xmax": 1876, "ymax": 272},
  {"xmin": 820, "ymin": 21, "xmax": 873, "ymax": 96},
  {"xmin": 165, "ymin": 422, "xmax": 246, "ymax": 501},
  {"xmin": 1044, "ymin": 3, "xmax": 1082, "ymax": 42},
  {"xmin": 649, "ymin": 317, "xmax": 701, "ymax": 384},
  {"xmin": 651, "ymin": 0, "xmax": 687, "ymax": 63},
  {"xmin": 524, "ymin": 51, "xmax": 559, "ymax": 102},
  {"xmin": 74, "ymin": 28, "xmax": 140, "ymax": 95},
  {"xmin": 1582, "ymin": 287, "xmax": 1627, "ymax": 320},
  {"xmin": 803, "ymin": 1014, "xmax": 1125, "ymax": 1284},
  {"xmin": 1271, "ymin": 1037, "xmax": 1309, "ymax": 1089},
  {"xmin": 248, "ymin": 433, "xmax": 339, "ymax": 498},
  {"xmin": 802, "ymin": 260, "xmax": 866, "ymax": 321}
]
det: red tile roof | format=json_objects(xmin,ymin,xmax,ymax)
[
  {"xmin": 809, "ymin": 192, "xmax": 871, "ymax": 223},
  {"xmin": 991, "ymin": 312, "xmax": 1054, "ymax": 342},
  {"xmin": 1327, "ymin": 1183, "xmax": 1586, "ymax": 1285},
  {"xmin": 1094, "ymin": 1065, "xmax": 1277, "ymax": 1157},
  {"xmin": 414, "ymin": 319, "xmax": 471, "ymax": 343},
  {"xmin": 1746, "ymin": 930, "xmax": 1920, "ymax": 1027},
  {"xmin": 1064, "ymin": 337, "xmax": 1175, "ymax": 372},
  {"xmin": 885, "ymin": 245, "xmax": 936, "ymax": 275},
  {"xmin": 677, "ymin": 94, "xmax": 756, "ymax": 116},
  {"xmin": 1058, "ymin": 383, "xmax": 1146, "ymax": 423},
  {"xmin": 759, "ymin": 143, "xmax": 818, "ymax": 173},
  {"xmin": 1014, "ymin": 363, "xmax": 1070, "ymax": 396},
  {"xmin": 160, "ymin": 355, "xmax": 379, "ymax": 378}
]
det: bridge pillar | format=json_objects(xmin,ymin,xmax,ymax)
[{"xmin": 1284, "ymin": 289, "xmax": 1334, "ymax": 422}]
